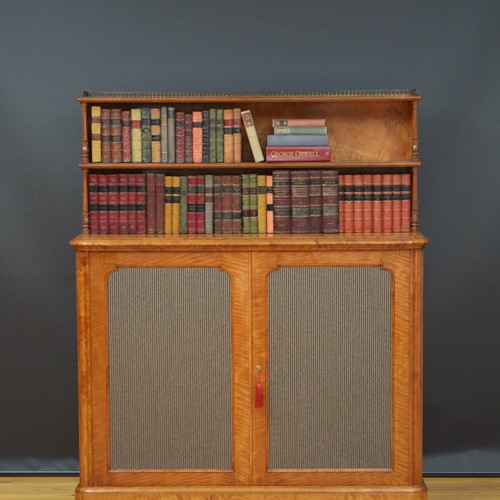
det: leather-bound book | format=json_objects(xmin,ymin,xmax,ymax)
[
  {"xmin": 353, "ymin": 174, "xmax": 363, "ymax": 233},
  {"xmin": 121, "ymin": 110, "xmax": 131, "ymax": 162},
  {"xmin": 90, "ymin": 106, "xmax": 101, "ymax": 162},
  {"xmin": 309, "ymin": 170, "xmax": 322, "ymax": 233},
  {"xmin": 160, "ymin": 107, "xmax": 168, "ymax": 162},
  {"xmin": 172, "ymin": 176, "xmax": 181, "ymax": 234},
  {"xmin": 196, "ymin": 175, "xmax": 205, "ymax": 234},
  {"xmin": 184, "ymin": 113, "xmax": 193, "ymax": 163},
  {"xmin": 291, "ymin": 170, "xmax": 310, "ymax": 234},
  {"xmin": 202, "ymin": 110, "xmax": 210, "ymax": 163},
  {"xmin": 401, "ymin": 173, "xmax": 411, "ymax": 232},
  {"xmin": 155, "ymin": 173, "xmax": 165, "ymax": 234},
  {"xmin": 141, "ymin": 108, "xmax": 152, "ymax": 163},
  {"xmin": 273, "ymin": 170, "xmax": 291, "ymax": 234},
  {"xmin": 167, "ymin": 107, "xmax": 175, "ymax": 163},
  {"xmin": 233, "ymin": 108, "xmax": 242, "ymax": 163},
  {"xmin": 130, "ymin": 109, "xmax": 142, "ymax": 162},
  {"xmin": 192, "ymin": 111, "xmax": 203, "ymax": 163},
  {"xmin": 213, "ymin": 175, "xmax": 223, "ymax": 234},
  {"xmin": 216, "ymin": 109, "xmax": 224, "ymax": 163},
  {"xmin": 342, "ymin": 174, "xmax": 354, "ymax": 233},
  {"xmin": 231, "ymin": 175, "xmax": 242, "ymax": 234},
  {"xmin": 164, "ymin": 176, "xmax": 173, "ymax": 235},
  {"xmin": 272, "ymin": 118, "xmax": 326, "ymax": 127},
  {"xmin": 150, "ymin": 108, "xmax": 161, "ymax": 163},
  {"xmin": 118, "ymin": 173, "xmax": 128, "ymax": 234},
  {"xmin": 241, "ymin": 174, "xmax": 250, "ymax": 234},
  {"xmin": 175, "ymin": 111, "xmax": 185, "ymax": 163},
  {"xmin": 222, "ymin": 175, "xmax": 232, "ymax": 234},
  {"xmin": 362, "ymin": 174, "xmax": 373, "ymax": 233},
  {"xmin": 101, "ymin": 109, "xmax": 111, "ymax": 162},
  {"xmin": 110, "ymin": 109, "xmax": 122, "ymax": 163},
  {"xmin": 241, "ymin": 110, "xmax": 264, "ymax": 162},
  {"xmin": 135, "ymin": 174, "xmax": 147, "ymax": 234},
  {"xmin": 249, "ymin": 173, "xmax": 258, "ymax": 234},
  {"xmin": 392, "ymin": 173, "xmax": 402, "ymax": 232},
  {"xmin": 266, "ymin": 146, "xmax": 331, "ymax": 162},
  {"xmin": 97, "ymin": 174, "xmax": 108, "ymax": 234},
  {"xmin": 187, "ymin": 175, "xmax": 197, "ymax": 234},
  {"xmin": 382, "ymin": 174, "xmax": 393, "ymax": 233},
  {"xmin": 223, "ymin": 109, "xmax": 234, "ymax": 163},
  {"xmin": 322, "ymin": 170, "xmax": 339, "ymax": 234},
  {"xmin": 273, "ymin": 125, "xmax": 327, "ymax": 135},
  {"xmin": 205, "ymin": 174, "xmax": 214, "ymax": 234},
  {"xmin": 372, "ymin": 174, "xmax": 383, "ymax": 233},
  {"xmin": 209, "ymin": 109, "xmax": 217, "ymax": 163},
  {"xmin": 146, "ymin": 173, "xmax": 156, "ymax": 234},
  {"xmin": 179, "ymin": 176, "xmax": 188, "ymax": 234},
  {"xmin": 265, "ymin": 175, "xmax": 274, "ymax": 234},
  {"xmin": 107, "ymin": 174, "xmax": 119, "ymax": 234},
  {"xmin": 127, "ymin": 174, "xmax": 137, "ymax": 234},
  {"xmin": 88, "ymin": 173, "xmax": 99, "ymax": 234},
  {"xmin": 257, "ymin": 175, "xmax": 267, "ymax": 233}
]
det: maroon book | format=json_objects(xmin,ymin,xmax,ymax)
[
  {"xmin": 266, "ymin": 146, "xmax": 331, "ymax": 162},
  {"xmin": 273, "ymin": 170, "xmax": 291, "ymax": 234},
  {"xmin": 321, "ymin": 170, "xmax": 339, "ymax": 234},
  {"xmin": 338, "ymin": 174, "xmax": 344, "ymax": 234},
  {"xmin": 352, "ymin": 174, "xmax": 363, "ymax": 234},
  {"xmin": 343, "ymin": 174, "xmax": 354, "ymax": 233},
  {"xmin": 97, "ymin": 174, "xmax": 108, "ymax": 234},
  {"xmin": 184, "ymin": 113, "xmax": 193, "ymax": 163},
  {"xmin": 127, "ymin": 174, "xmax": 137, "ymax": 234},
  {"xmin": 213, "ymin": 175, "xmax": 223, "ymax": 234},
  {"xmin": 382, "ymin": 174, "xmax": 393, "ymax": 233},
  {"xmin": 372, "ymin": 174, "xmax": 383, "ymax": 233},
  {"xmin": 187, "ymin": 175, "xmax": 197, "ymax": 234},
  {"xmin": 222, "ymin": 175, "xmax": 232, "ymax": 234},
  {"xmin": 291, "ymin": 170, "xmax": 310, "ymax": 233},
  {"xmin": 118, "ymin": 173, "xmax": 128, "ymax": 234},
  {"xmin": 231, "ymin": 174, "xmax": 242, "ymax": 234},
  {"xmin": 107, "ymin": 174, "xmax": 119, "ymax": 234},
  {"xmin": 175, "ymin": 111, "xmax": 185, "ymax": 163},
  {"xmin": 110, "ymin": 109, "xmax": 122, "ymax": 162},
  {"xmin": 146, "ymin": 173, "xmax": 156, "ymax": 234},
  {"xmin": 196, "ymin": 175, "xmax": 205, "ymax": 234},
  {"xmin": 155, "ymin": 173, "xmax": 165, "ymax": 234},
  {"xmin": 122, "ymin": 110, "xmax": 131, "ymax": 162},
  {"xmin": 135, "ymin": 174, "xmax": 147, "ymax": 234},
  {"xmin": 362, "ymin": 174, "xmax": 373, "ymax": 233},
  {"xmin": 101, "ymin": 109, "xmax": 111, "ymax": 162},
  {"xmin": 88, "ymin": 174, "xmax": 99, "ymax": 234},
  {"xmin": 401, "ymin": 173, "xmax": 411, "ymax": 232},
  {"xmin": 392, "ymin": 174, "xmax": 402, "ymax": 232}
]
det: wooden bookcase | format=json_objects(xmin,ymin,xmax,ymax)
[{"xmin": 71, "ymin": 91, "xmax": 428, "ymax": 499}]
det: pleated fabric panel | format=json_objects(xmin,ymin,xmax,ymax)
[
  {"xmin": 268, "ymin": 266, "xmax": 391, "ymax": 470},
  {"xmin": 108, "ymin": 267, "xmax": 231, "ymax": 470}
]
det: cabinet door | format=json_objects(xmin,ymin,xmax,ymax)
[
  {"xmin": 81, "ymin": 251, "xmax": 251, "ymax": 487},
  {"xmin": 251, "ymin": 250, "xmax": 419, "ymax": 487}
]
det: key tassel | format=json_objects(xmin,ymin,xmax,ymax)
[{"xmin": 255, "ymin": 374, "xmax": 264, "ymax": 408}]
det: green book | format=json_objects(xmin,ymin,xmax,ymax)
[
  {"xmin": 216, "ymin": 108, "xmax": 224, "ymax": 162},
  {"xmin": 179, "ymin": 176, "xmax": 188, "ymax": 234},
  {"xmin": 241, "ymin": 174, "xmax": 250, "ymax": 234},
  {"xmin": 209, "ymin": 108, "xmax": 217, "ymax": 162},
  {"xmin": 249, "ymin": 173, "xmax": 258, "ymax": 234}
]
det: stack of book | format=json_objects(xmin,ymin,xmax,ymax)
[
  {"xmin": 90, "ymin": 106, "xmax": 242, "ymax": 163},
  {"xmin": 265, "ymin": 118, "xmax": 331, "ymax": 162}
]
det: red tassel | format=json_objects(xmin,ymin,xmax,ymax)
[{"xmin": 255, "ymin": 377, "xmax": 264, "ymax": 408}]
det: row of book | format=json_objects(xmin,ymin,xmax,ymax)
[
  {"xmin": 88, "ymin": 171, "xmax": 411, "ymax": 235},
  {"xmin": 90, "ymin": 106, "xmax": 244, "ymax": 164}
]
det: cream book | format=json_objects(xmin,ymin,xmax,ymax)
[{"xmin": 241, "ymin": 110, "xmax": 264, "ymax": 162}]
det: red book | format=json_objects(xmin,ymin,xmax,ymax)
[
  {"xmin": 110, "ymin": 109, "xmax": 122, "ymax": 163},
  {"xmin": 88, "ymin": 174, "xmax": 99, "ymax": 234},
  {"xmin": 266, "ymin": 146, "xmax": 331, "ymax": 162},
  {"xmin": 187, "ymin": 175, "xmax": 197, "ymax": 234},
  {"xmin": 382, "ymin": 174, "xmax": 393, "ymax": 233},
  {"xmin": 118, "ymin": 173, "xmax": 128, "ymax": 234},
  {"xmin": 362, "ymin": 174, "xmax": 373, "ymax": 233},
  {"xmin": 121, "ymin": 110, "xmax": 131, "ymax": 162},
  {"xmin": 231, "ymin": 175, "xmax": 242, "ymax": 234},
  {"xmin": 372, "ymin": 174, "xmax": 383, "ymax": 233},
  {"xmin": 127, "ymin": 174, "xmax": 137, "ymax": 234},
  {"xmin": 233, "ymin": 108, "xmax": 242, "ymax": 163},
  {"xmin": 107, "ymin": 174, "xmax": 119, "ymax": 234},
  {"xmin": 392, "ymin": 174, "xmax": 402, "ymax": 232},
  {"xmin": 353, "ymin": 174, "xmax": 363, "ymax": 234},
  {"xmin": 401, "ymin": 173, "xmax": 411, "ymax": 232},
  {"xmin": 196, "ymin": 175, "xmax": 205, "ymax": 234},
  {"xmin": 221, "ymin": 175, "xmax": 232, "ymax": 234},
  {"xmin": 343, "ymin": 174, "xmax": 354, "ymax": 233},
  {"xmin": 101, "ymin": 109, "xmax": 111, "ymax": 162},
  {"xmin": 155, "ymin": 173, "xmax": 165, "ymax": 234},
  {"xmin": 135, "ymin": 174, "xmax": 147, "ymax": 234},
  {"xmin": 175, "ymin": 111, "xmax": 185, "ymax": 163},
  {"xmin": 146, "ymin": 173, "xmax": 156, "ymax": 234},
  {"xmin": 272, "ymin": 170, "xmax": 291, "ymax": 234},
  {"xmin": 97, "ymin": 174, "xmax": 108, "ymax": 234},
  {"xmin": 184, "ymin": 113, "xmax": 193, "ymax": 163},
  {"xmin": 272, "ymin": 118, "xmax": 326, "ymax": 127},
  {"xmin": 213, "ymin": 175, "xmax": 223, "ymax": 234},
  {"xmin": 266, "ymin": 175, "xmax": 274, "ymax": 233}
]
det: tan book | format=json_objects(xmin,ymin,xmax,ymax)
[
  {"xmin": 131, "ymin": 108, "xmax": 142, "ymax": 162},
  {"xmin": 151, "ymin": 108, "xmax": 161, "ymax": 163},
  {"xmin": 257, "ymin": 175, "xmax": 267, "ymax": 233},
  {"xmin": 223, "ymin": 109, "xmax": 234, "ymax": 163},
  {"xmin": 172, "ymin": 176, "xmax": 181, "ymax": 234},
  {"xmin": 90, "ymin": 106, "xmax": 101, "ymax": 162},
  {"xmin": 233, "ymin": 107, "xmax": 241, "ymax": 163},
  {"xmin": 164, "ymin": 175, "xmax": 173, "ymax": 234},
  {"xmin": 241, "ymin": 110, "xmax": 264, "ymax": 162}
]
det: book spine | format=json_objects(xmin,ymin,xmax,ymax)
[
  {"xmin": 241, "ymin": 110, "xmax": 264, "ymax": 162},
  {"xmin": 216, "ymin": 108, "xmax": 224, "ymax": 163},
  {"xmin": 392, "ymin": 173, "xmax": 402, "ymax": 232},
  {"xmin": 241, "ymin": 174, "xmax": 250, "ymax": 234},
  {"xmin": 205, "ymin": 174, "xmax": 214, "ymax": 234},
  {"xmin": 146, "ymin": 173, "xmax": 156, "ymax": 234},
  {"xmin": 118, "ymin": 172, "xmax": 129, "ymax": 234},
  {"xmin": 164, "ymin": 175, "xmax": 173, "ymax": 235},
  {"xmin": 121, "ymin": 110, "xmax": 131, "ymax": 162},
  {"xmin": 265, "ymin": 175, "xmax": 274, "ymax": 234},
  {"xmin": 184, "ymin": 113, "xmax": 193, "ymax": 163},
  {"xmin": 231, "ymin": 174, "xmax": 242, "ymax": 234},
  {"xmin": 196, "ymin": 175, "xmax": 205, "ymax": 234},
  {"xmin": 223, "ymin": 109, "xmax": 234, "ymax": 163},
  {"xmin": 107, "ymin": 174, "xmax": 119, "ymax": 234},
  {"xmin": 272, "ymin": 118, "xmax": 326, "ymax": 127},
  {"xmin": 213, "ymin": 175, "xmax": 223, "ymax": 234},
  {"xmin": 233, "ymin": 108, "xmax": 242, "ymax": 163},
  {"xmin": 175, "ymin": 111, "xmax": 185, "ymax": 163},
  {"xmin": 322, "ymin": 170, "xmax": 339, "ymax": 234},
  {"xmin": 179, "ymin": 176, "xmax": 188, "ymax": 234},
  {"xmin": 150, "ymin": 108, "xmax": 161, "ymax": 163},
  {"xmin": 372, "ymin": 174, "xmax": 383, "ymax": 233},
  {"xmin": 343, "ymin": 174, "xmax": 354, "ymax": 233},
  {"xmin": 90, "ymin": 106, "xmax": 101, "ymax": 162},
  {"xmin": 266, "ymin": 146, "xmax": 331, "ymax": 162},
  {"xmin": 362, "ymin": 174, "xmax": 373, "ymax": 233},
  {"xmin": 382, "ymin": 174, "xmax": 393, "ymax": 233},
  {"xmin": 141, "ymin": 108, "xmax": 152, "ymax": 163},
  {"xmin": 291, "ymin": 170, "xmax": 310, "ymax": 234},
  {"xmin": 172, "ymin": 176, "xmax": 181, "ymax": 234},
  {"xmin": 353, "ymin": 174, "xmax": 363, "ymax": 233},
  {"xmin": 249, "ymin": 173, "xmax": 258, "ymax": 234},
  {"xmin": 202, "ymin": 110, "xmax": 210, "ymax": 163},
  {"xmin": 309, "ymin": 170, "xmax": 322, "ymax": 233},
  {"xmin": 401, "ymin": 173, "xmax": 411, "ymax": 232},
  {"xmin": 273, "ymin": 126, "xmax": 327, "ymax": 135},
  {"xmin": 110, "ymin": 108, "xmax": 122, "ymax": 163},
  {"xmin": 127, "ymin": 173, "xmax": 137, "ymax": 234},
  {"xmin": 155, "ymin": 173, "xmax": 165, "ymax": 234},
  {"xmin": 88, "ymin": 173, "xmax": 99, "ymax": 234},
  {"xmin": 222, "ymin": 175, "xmax": 232, "ymax": 234},
  {"xmin": 131, "ymin": 109, "xmax": 142, "ymax": 162},
  {"xmin": 257, "ymin": 175, "xmax": 267, "ymax": 233},
  {"xmin": 101, "ymin": 109, "xmax": 111, "ymax": 162},
  {"xmin": 338, "ymin": 174, "xmax": 344, "ymax": 233},
  {"xmin": 135, "ymin": 174, "xmax": 147, "ymax": 234},
  {"xmin": 97, "ymin": 174, "xmax": 108, "ymax": 234},
  {"xmin": 267, "ymin": 134, "xmax": 329, "ymax": 146},
  {"xmin": 187, "ymin": 176, "xmax": 197, "ymax": 234},
  {"xmin": 273, "ymin": 170, "xmax": 291, "ymax": 234},
  {"xmin": 192, "ymin": 111, "xmax": 203, "ymax": 163},
  {"xmin": 167, "ymin": 107, "xmax": 175, "ymax": 163},
  {"xmin": 209, "ymin": 109, "xmax": 217, "ymax": 162},
  {"xmin": 160, "ymin": 107, "xmax": 168, "ymax": 162}
]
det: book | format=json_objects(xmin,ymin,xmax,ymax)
[
  {"xmin": 127, "ymin": 173, "xmax": 137, "ymax": 234},
  {"xmin": 135, "ymin": 174, "xmax": 147, "ymax": 234},
  {"xmin": 233, "ymin": 108, "xmax": 242, "ymax": 163},
  {"xmin": 90, "ymin": 106, "xmax": 101, "ymax": 162},
  {"xmin": 196, "ymin": 175, "xmax": 205, "ymax": 233},
  {"xmin": 164, "ymin": 176, "xmax": 173, "ymax": 235},
  {"xmin": 110, "ymin": 109, "xmax": 122, "ymax": 163},
  {"xmin": 273, "ymin": 170, "xmax": 291, "ymax": 234},
  {"xmin": 179, "ymin": 176, "xmax": 188, "ymax": 234},
  {"xmin": 205, "ymin": 174, "xmax": 214, "ymax": 234},
  {"xmin": 101, "ymin": 109, "xmax": 111, "ymax": 162},
  {"xmin": 216, "ymin": 109, "xmax": 224, "ymax": 163},
  {"xmin": 88, "ymin": 173, "xmax": 99, "ymax": 233},
  {"xmin": 392, "ymin": 174, "xmax": 402, "ymax": 232},
  {"xmin": 213, "ymin": 175, "xmax": 223, "ymax": 234},
  {"xmin": 322, "ymin": 170, "xmax": 339, "ymax": 234},
  {"xmin": 121, "ymin": 110, "xmax": 131, "ymax": 162},
  {"xmin": 202, "ymin": 110, "xmax": 210, "ymax": 163},
  {"xmin": 372, "ymin": 174, "xmax": 383, "ymax": 233},
  {"xmin": 273, "ymin": 126, "xmax": 327, "ymax": 135},
  {"xmin": 131, "ymin": 109, "xmax": 142, "ymax": 162},
  {"xmin": 172, "ymin": 176, "xmax": 181, "ymax": 234},
  {"xmin": 257, "ymin": 175, "xmax": 267, "ymax": 234},
  {"xmin": 231, "ymin": 175, "xmax": 242, "ymax": 234},
  {"xmin": 146, "ymin": 173, "xmax": 156, "ymax": 233},
  {"xmin": 222, "ymin": 175, "xmax": 232, "ymax": 234},
  {"xmin": 362, "ymin": 174, "xmax": 373, "ymax": 233},
  {"xmin": 223, "ymin": 109, "xmax": 234, "ymax": 163},
  {"xmin": 155, "ymin": 174, "xmax": 165, "ymax": 234},
  {"xmin": 118, "ymin": 173, "xmax": 128, "ymax": 234},
  {"xmin": 184, "ymin": 113, "xmax": 193, "ymax": 163},
  {"xmin": 338, "ymin": 174, "xmax": 344, "ymax": 233},
  {"xmin": 241, "ymin": 174, "xmax": 250, "ymax": 234},
  {"xmin": 175, "ymin": 111, "xmax": 185, "ymax": 163},
  {"xmin": 107, "ymin": 174, "xmax": 119, "ymax": 234},
  {"xmin": 141, "ymin": 108, "xmax": 152, "ymax": 163},
  {"xmin": 167, "ymin": 107, "xmax": 175, "ymax": 163},
  {"xmin": 401, "ymin": 173, "xmax": 411, "ymax": 232},
  {"xmin": 265, "ymin": 175, "xmax": 274, "ymax": 234},
  {"xmin": 382, "ymin": 174, "xmax": 392, "ymax": 233},
  {"xmin": 266, "ymin": 146, "xmax": 331, "ymax": 162},
  {"xmin": 249, "ymin": 173, "xmax": 258, "ymax": 234},
  {"xmin": 343, "ymin": 174, "xmax": 354, "ymax": 233},
  {"xmin": 272, "ymin": 118, "xmax": 326, "ymax": 127},
  {"xmin": 97, "ymin": 174, "xmax": 108, "ymax": 234},
  {"xmin": 291, "ymin": 170, "xmax": 310, "ymax": 233},
  {"xmin": 187, "ymin": 175, "xmax": 197, "ymax": 234},
  {"xmin": 353, "ymin": 174, "xmax": 363, "ymax": 233},
  {"xmin": 241, "ymin": 110, "xmax": 264, "ymax": 162},
  {"xmin": 150, "ymin": 108, "xmax": 161, "ymax": 163},
  {"xmin": 267, "ymin": 134, "xmax": 329, "ymax": 146},
  {"xmin": 160, "ymin": 107, "xmax": 168, "ymax": 162},
  {"xmin": 309, "ymin": 170, "xmax": 322, "ymax": 233},
  {"xmin": 209, "ymin": 108, "xmax": 217, "ymax": 162},
  {"xmin": 192, "ymin": 111, "xmax": 203, "ymax": 163}
]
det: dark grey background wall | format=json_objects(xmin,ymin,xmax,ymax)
[{"xmin": 0, "ymin": 0, "xmax": 498, "ymax": 475}]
